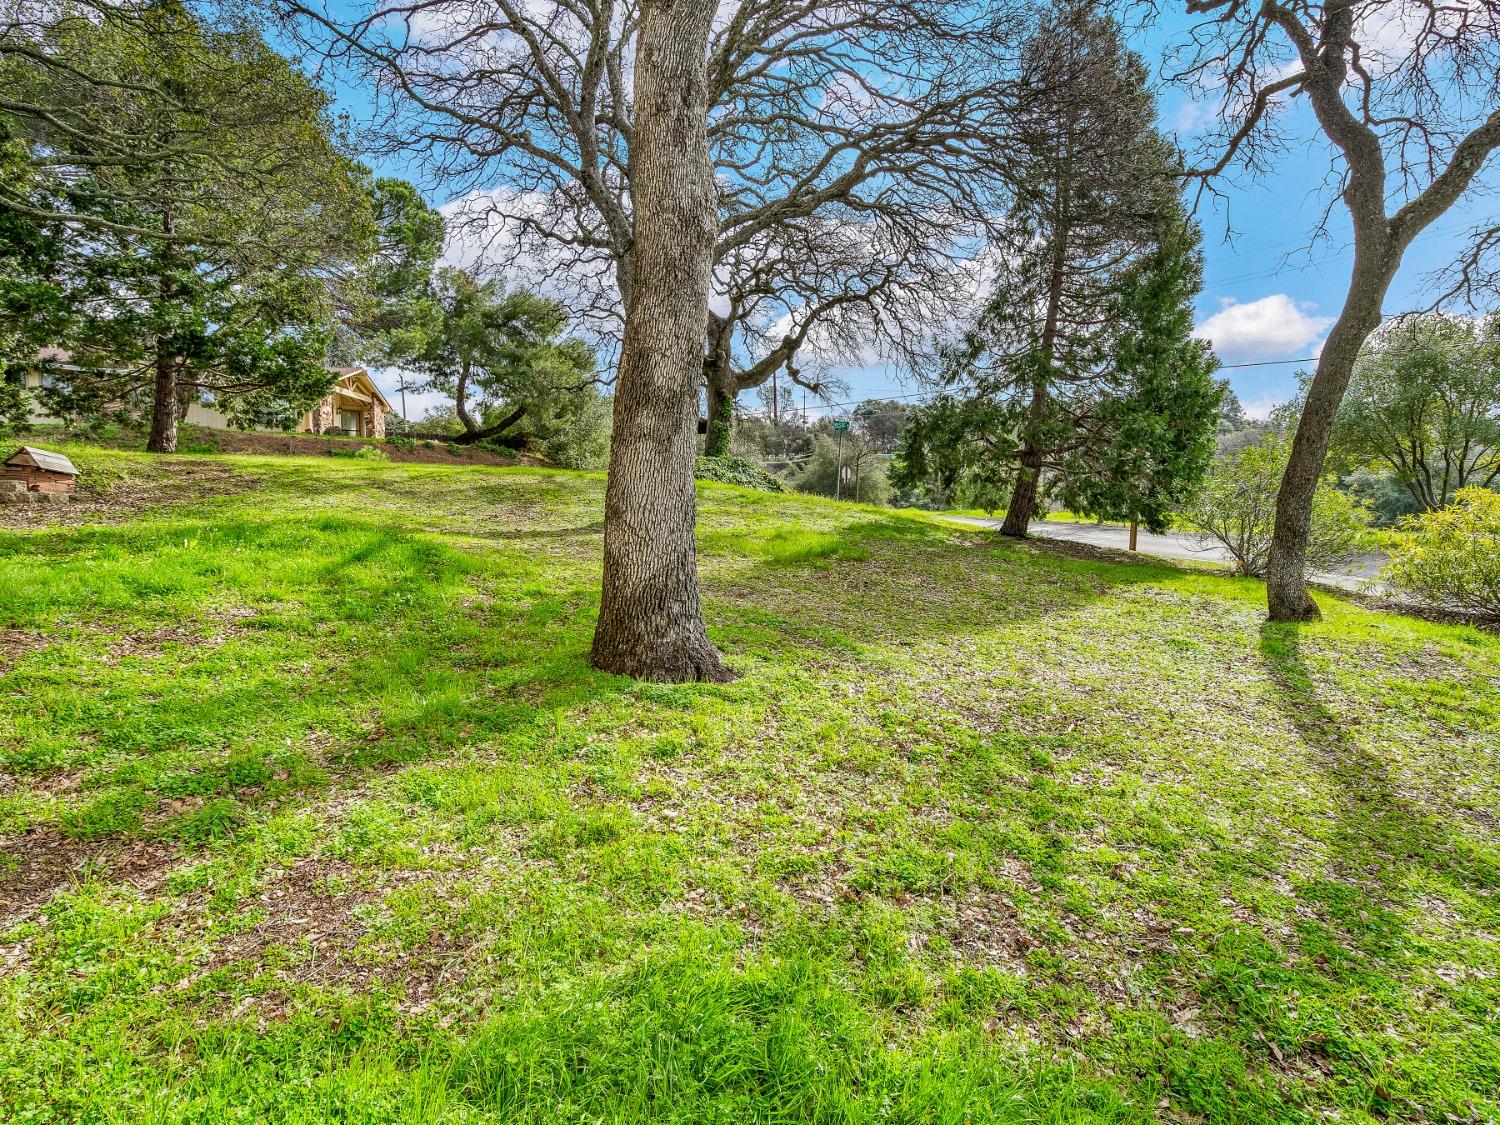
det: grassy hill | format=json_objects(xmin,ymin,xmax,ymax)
[{"xmin": 1, "ymin": 449, "xmax": 1496, "ymax": 1123}]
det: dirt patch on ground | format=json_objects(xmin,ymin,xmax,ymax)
[
  {"xmin": 172, "ymin": 427, "xmax": 547, "ymax": 467},
  {"xmin": 0, "ymin": 629, "xmax": 51, "ymax": 672},
  {"xmin": 0, "ymin": 459, "xmax": 254, "ymax": 530},
  {"xmin": 0, "ymin": 828, "xmax": 180, "ymax": 931}
]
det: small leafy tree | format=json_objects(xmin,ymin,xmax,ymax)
[
  {"xmin": 1384, "ymin": 488, "xmax": 1500, "ymax": 617},
  {"xmin": 411, "ymin": 268, "xmax": 599, "ymax": 446},
  {"xmin": 792, "ymin": 432, "xmax": 890, "ymax": 505},
  {"xmin": 1187, "ymin": 434, "xmax": 1369, "ymax": 579},
  {"xmin": 1331, "ymin": 315, "xmax": 1500, "ymax": 512}
]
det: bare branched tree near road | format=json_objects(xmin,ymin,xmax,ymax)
[{"xmin": 1167, "ymin": 0, "xmax": 1500, "ymax": 620}]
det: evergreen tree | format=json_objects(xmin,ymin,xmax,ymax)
[
  {"xmin": 895, "ymin": 2, "xmax": 1214, "ymax": 532},
  {"xmin": 1055, "ymin": 210, "xmax": 1222, "ymax": 531},
  {"xmin": 3, "ymin": 1, "xmax": 373, "ymax": 449},
  {"xmin": 411, "ymin": 267, "xmax": 599, "ymax": 445}
]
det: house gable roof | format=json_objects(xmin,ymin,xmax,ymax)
[
  {"xmin": 6, "ymin": 446, "xmax": 79, "ymax": 476},
  {"xmin": 331, "ymin": 367, "xmax": 392, "ymax": 413}
]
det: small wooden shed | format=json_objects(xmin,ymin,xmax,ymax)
[{"xmin": 3, "ymin": 446, "xmax": 79, "ymax": 493}]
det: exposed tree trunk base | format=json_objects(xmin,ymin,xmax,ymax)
[
  {"xmin": 1000, "ymin": 453, "xmax": 1041, "ymax": 537},
  {"xmin": 590, "ymin": 631, "xmax": 735, "ymax": 683},
  {"xmin": 1266, "ymin": 580, "xmax": 1322, "ymax": 623}
]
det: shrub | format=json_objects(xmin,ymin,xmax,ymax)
[
  {"xmin": 790, "ymin": 433, "xmax": 889, "ymax": 504},
  {"xmin": 1185, "ymin": 433, "xmax": 1369, "ymax": 577},
  {"xmin": 1383, "ymin": 487, "xmax": 1500, "ymax": 616},
  {"xmin": 694, "ymin": 455, "xmax": 785, "ymax": 492},
  {"xmin": 353, "ymin": 444, "xmax": 390, "ymax": 462},
  {"xmin": 446, "ymin": 442, "xmax": 464, "ymax": 458},
  {"xmin": 386, "ymin": 434, "xmax": 416, "ymax": 450}
]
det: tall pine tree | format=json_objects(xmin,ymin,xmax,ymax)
[{"xmin": 896, "ymin": 2, "xmax": 1218, "ymax": 532}]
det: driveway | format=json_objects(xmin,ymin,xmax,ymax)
[{"xmin": 942, "ymin": 516, "xmax": 1389, "ymax": 593}]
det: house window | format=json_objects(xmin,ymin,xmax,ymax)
[{"xmin": 339, "ymin": 410, "xmax": 361, "ymax": 435}]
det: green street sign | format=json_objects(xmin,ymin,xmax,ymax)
[{"xmin": 832, "ymin": 419, "xmax": 850, "ymax": 434}]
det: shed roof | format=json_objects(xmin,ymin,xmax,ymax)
[{"xmin": 5, "ymin": 446, "xmax": 79, "ymax": 476}]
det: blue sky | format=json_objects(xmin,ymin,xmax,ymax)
[{"xmin": 330, "ymin": 11, "xmax": 1496, "ymax": 423}]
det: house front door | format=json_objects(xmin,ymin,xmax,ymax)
[{"xmin": 340, "ymin": 410, "xmax": 362, "ymax": 436}]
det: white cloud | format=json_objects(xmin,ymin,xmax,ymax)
[
  {"xmin": 1171, "ymin": 100, "xmax": 1207, "ymax": 136},
  {"xmin": 1196, "ymin": 294, "xmax": 1332, "ymax": 363},
  {"xmin": 1239, "ymin": 392, "xmax": 1290, "ymax": 421}
]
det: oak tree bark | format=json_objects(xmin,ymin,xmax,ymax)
[
  {"xmin": 589, "ymin": 0, "xmax": 732, "ymax": 683},
  {"xmin": 1265, "ymin": 243, "xmax": 1400, "ymax": 619}
]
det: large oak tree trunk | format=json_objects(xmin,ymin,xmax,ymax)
[
  {"xmin": 1264, "ymin": 244, "xmax": 1400, "ymax": 621},
  {"xmin": 590, "ymin": 0, "xmax": 731, "ymax": 683},
  {"xmin": 146, "ymin": 350, "xmax": 179, "ymax": 453}
]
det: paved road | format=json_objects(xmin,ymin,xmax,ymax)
[{"xmin": 943, "ymin": 516, "xmax": 1389, "ymax": 592}]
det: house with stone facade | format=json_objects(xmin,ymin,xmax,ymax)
[
  {"xmin": 297, "ymin": 369, "xmax": 391, "ymax": 438},
  {"xmin": 11, "ymin": 355, "xmax": 391, "ymax": 438}
]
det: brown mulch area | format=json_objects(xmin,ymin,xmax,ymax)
[
  {"xmin": 0, "ymin": 460, "xmax": 254, "ymax": 530},
  {"xmin": 178, "ymin": 427, "xmax": 546, "ymax": 467},
  {"xmin": 0, "ymin": 828, "xmax": 181, "ymax": 932}
]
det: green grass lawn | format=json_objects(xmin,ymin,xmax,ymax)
[{"xmin": 2, "ymin": 448, "xmax": 1497, "ymax": 1124}]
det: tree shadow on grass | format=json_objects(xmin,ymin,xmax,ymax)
[
  {"xmin": 484, "ymin": 521, "xmax": 604, "ymax": 541},
  {"xmin": 1256, "ymin": 622, "xmax": 1499, "ymax": 953},
  {"xmin": 0, "ymin": 512, "xmax": 637, "ymax": 909},
  {"xmin": 702, "ymin": 515, "xmax": 1177, "ymax": 661}
]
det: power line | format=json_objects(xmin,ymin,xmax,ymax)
[
  {"xmin": 1220, "ymin": 356, "xmax": 1319, "ymax": 369},
  {"xmin": 780, "ymin": 357, "xmax": 1319, "ymax": 415}
]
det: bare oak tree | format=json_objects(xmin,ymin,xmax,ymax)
[
  {"xmin": 283, "ymin": 0, "xmax": 1028, "ymax": 679},
  {"xmin": 590, "ymin": 0, "xmax": 727, "ymax": 680},
  {"xmin": 1168, "ymin": 0, "xmax": 1500, "ymax": 620}
]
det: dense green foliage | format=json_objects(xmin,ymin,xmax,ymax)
[
  {"xmin": 1384, "ymin": 487, "xmax": 1500, "ymax": 616},
  {"xmin": 410, "ymin": 268, "xmax": 602, "ymax": 450},
  {"xmin": 1187, "ymin": 433, "xmax": 1370, "ymax": 577},
  {"xmin": 1, "ymin": 1, "xmax": 373, "ymax": 437},
  {"xmin": 793, "ymin": 431, "xmax": 890, "ymax": 505},
  {"xmin": 1052, "ymin": 213, "xmax": 1222, "ymax": 531},
  {"xmin": 0, "ymin": 451, "xmax": 1496, "ymax": 1121},
  {"xmin": 1330, "ymin": 314, "xmax": 1500, "ymax": 512},
  {"xmin": 333, "ymin": 177, "xmax": 447, "ymax": 372},
  {"xmin": 694, "ymin": 455, "xmax": 785, "ymax": 492}
]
